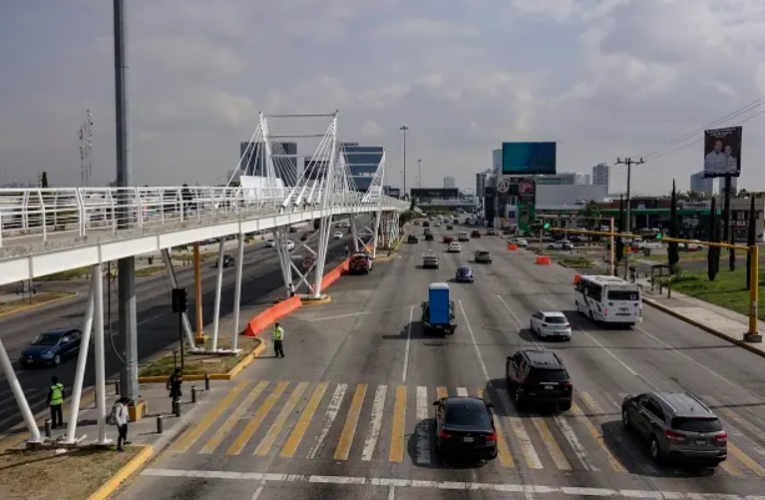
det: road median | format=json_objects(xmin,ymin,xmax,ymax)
[{"xmin": 0, "ymin": 290, "xmax": 77, "ymax": 319}]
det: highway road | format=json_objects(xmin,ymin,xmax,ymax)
[
  {"xmin": 122, "ymin": 223, "xmax": 765, "ymax": 500},
  {"xmin": 0, "ymin": 227, "xmax": 353, "ymax": 434}
]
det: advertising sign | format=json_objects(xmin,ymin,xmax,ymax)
[
  {"xmin": 703, "ymin": 126, "xmax": 742, "ymax": 178},
  {"xmin": 388, "ymin": 188, "xmax": 401, "ymax": 198},
  {"xmin": 502, "ymin": 142, "xmax": 557, "ymax": 175},
  {"xmin": 517, "ymin": 178, "xmax": 536, "ymax": 234}
]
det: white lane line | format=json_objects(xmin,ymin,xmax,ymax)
[
  {"xmin": 143, "ymin": 468, "xmax": 765, "ymax": 499},
  {"xmin": 310, "ymin": 306, "xmax": 419, "ymax": 322},
  {"xmin": 496, "ymin": 295, "xmax": 525, "ymax": 329},
  {"xmin": 306, "ymin": 383, "xmax": 347, "ymax": 459},
  {"xmin": 388, "ymin": 484, "xmax": 395, "ymax": 500},
  {"xmin": 554, "ymin": 414, "xmax": 597, "ymax": 472},
  {"xmin": 496, "ymin": 388, "xmax": 543, "ymax": 469},
  {"xmin": 402, "ymin": 306, "xmax": 414, "ymax": 383},
  {"xmin": 361, "ymin": 385, "xmax": 387, "ymax": 461},
  {"xmin": 457, "ymin": 300, "xmax": 491, "ymax": 380},
  {"xmin": 456, "ymin": 387, "xmax": 468, "ymax": 397},
  {"xmin": 249, "ymin": 479, "xmax": 266, "ymax": 500},
  {"xmin": 415, "ymin": 386, "xmax": 431, "ymax": 465}
]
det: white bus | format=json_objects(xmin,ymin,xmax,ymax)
[{"xmin": 575, "ymin": 275, "xmax": 642, "ymax": 326}]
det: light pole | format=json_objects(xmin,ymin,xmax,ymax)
[
  {"xmin": 417, "ymin": 159, "xmax": 422, "ymax": 188},
  {"xmin": 400, "ymin": 126, "xmax": 409, "ymax": 197}
]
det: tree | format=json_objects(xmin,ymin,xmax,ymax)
[
  {"xmin": 615, "ymin": 195, "xmax": 625, "ymax": 264},
  {"xmin": 707, "ymin": 197, "xmax": 718, "ymax": 281},
  {"xmin": 746, "ymin": 195, "xmax": 756, "ymax": 289},
  {"xmin": 668, "ymin": 180, "xmax": 680, "ymax": 273},
  {"xmin": 583, "ymin": 200, "xmax": 600, "ymax": 229},
  {"xmin": 41, "ymin": 171, "xmax": 49, "ymax": 188}
]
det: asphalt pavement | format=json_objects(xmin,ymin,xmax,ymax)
[
  {"xmin": 118, "ymin": 223, "xmax": 765, "ymax": 500},
  {"xmin": 0, "ymin": 228, "xmax": 351, "ymax": 434}
]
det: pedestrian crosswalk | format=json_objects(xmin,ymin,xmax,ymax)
[{"xmin": 170, "ymin": 379, "xmax": 765, "ymax": 477}]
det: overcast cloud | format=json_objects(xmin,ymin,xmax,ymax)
[{"xmin": 1, "ymin": 0, "xmax": 765, "ymax": 194}]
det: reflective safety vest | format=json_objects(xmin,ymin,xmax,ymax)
[
  {"xmin": 273, "ymin": 327, "xmax": 284, "ymax": 341},
  {"xmin": 50, "ymin": 383, "xmax": 64, "ymax": 406}
]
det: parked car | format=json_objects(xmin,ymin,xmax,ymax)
[
  {"xmin": 506, "ymin": 349, "xmax": 573, "ymax": 411},
  {"xmin": 529, "ymin": 310, "xmax": 572, "ymax": 340},
  {"xmin": 433, "ymin": 397, "xmax": 498, "ymax": 462},
  {"xmin": 622, "ymin": 392, "xmax": 727, "ymax": 467},
  {"xmin": 455, "ymin": 265, "xmax": 474, "ymax": 283},
  {"xmin": 20, "ymin": 329, "xmax": 84, "ymax": 367}
]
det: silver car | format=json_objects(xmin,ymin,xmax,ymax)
[
  {"xmin": 622, "ymin": 392, "xmax": 727, "ymax": 467},
  {"xmin": 529, "ymin": 311, "xmax": 571, "ymax": 340}
]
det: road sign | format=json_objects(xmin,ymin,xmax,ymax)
[
  {"xmin": 497, "ymin": 179, "xmax": 511, "ymax": 194},
  {"xmin": 303, "ymin": 257, "xmax": 315, "ymax": 269}
]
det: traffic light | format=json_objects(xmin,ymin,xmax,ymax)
[
  {"xmin": 543, "ymin": 223, "xmax": 550, "ymax": 230},
  {"xmin": 172, "ymin": 287, "xmax": 188, "ymax": 313},
  {"xmin": 656, "ymin": 233, "xmax": 663, "ymax": 240}
]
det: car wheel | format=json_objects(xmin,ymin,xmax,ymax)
[
  {"xmin": 53, "ymin": 354, "xmax": 61, "ymax": 366},
  {"xmin": 622, "ymin": 409, "xmax": 630, "ymax": 429},
  {"xmin": 649, "ymin": 436, "xmax": 662, "ymax": 462}
]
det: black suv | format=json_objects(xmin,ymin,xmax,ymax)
[{"xmin": 506, "ymin": 349, "xmax": 572, "ymax": 411}]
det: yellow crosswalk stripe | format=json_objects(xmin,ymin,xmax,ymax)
[
  {"xmin": 281, "ymin": 383, "xmax": 328, "ymax": 458},
  {"xmin": 478, "ymin": 388, "xmax": 514, "ymax": 468},
  {"xmin": 436, "ymin": 386, "xmax": 448, "ymax": 399},
  {"xmin": 226, "ymin": 381, "xmax": 288, "ymax": 456},
  {"xmin": 255, "ymin": 382, "xmax": 308, "ymax": 456},
  {"xmin": 727, "ymin": 441, "xmax": 765, "ymax": 477},
  {"xmin": 531, "ymin": 417, "xmax": 572, "ymax": 470},
  {"xmin": 389, "ymin": 385, "xmax": 406, "ymax": 463},
  {"xmin": 200, "ymin": 381, "xmax": 269, "ymax": 454},
  {"xmin": 702, "ymin": 395, "xmax": 765, "ymax": 476},
  {"xmin": 496, "ymin": 388, "xmax": 543, "ymax": 469},
  {"xmin": 174, "ymin": 380, "xmax": 249, "ymax": 453},
  {"xmin": 571, "ymin": 401, "xmax": 626, "ymax": 473},
  {"xmin": 334, "ymin": 383, "xmax": 366, "ymax": 461}
]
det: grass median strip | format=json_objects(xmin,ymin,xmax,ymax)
[
  {"xmin": 0, "ymin": 447, "xmax": 141, "ymax": 500},
  {"xmin": 668, "ymin": 267, "xmax": 765, "ymax": 320},
  {"xmin": 0, "ymin": 291, "xmax": 76, "ymax": 317},
  {"xmin": 138, "ymin": 337, "xmax": 261, "ymax": 378}
]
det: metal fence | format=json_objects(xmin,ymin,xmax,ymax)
[{"xmin": 0, "ymin": 186, "xmax": 408, "ymax": 249}]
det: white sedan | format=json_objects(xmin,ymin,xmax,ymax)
[
  {"xmin": 448, "ymin": 242, "xmax": 461, "ymax": 253},
  {"xmin": 530, "ymin": 311, "xmax": 572, "ymax": 340},
  {"xmin": 265, "ymin": 239, "xmax": 276, "ymax": 248},
  {"xmin": 333, "ymin": 231, "xmax": 344, "ymax": 240}
]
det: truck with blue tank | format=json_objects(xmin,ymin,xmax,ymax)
[{"xmin": 421, "ymin": 282, "xmax": 457, "ymax": 335}]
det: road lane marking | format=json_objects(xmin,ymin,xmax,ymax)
[
  {"xmin": 361, "ymin": 385, "xmax": 387, "ymax": 461},
  {"xmin": 478, "ymin": 388, "xmax": 514, "ymax": 468},
  {"xmin": 389, "ymin": 385, "xmax": 407, "ymax": 462},
  {"xmin": 457, "ymin": 300, "xmax": 490, "ymax": 381},
  {"xmin": 226, "ymin": 381, "xmax": 288, "ymax": 456},
  {"xmin": 436, "ymin": 386, "xmax": 448, "ymax": 399},
  {"xmin": 496, "ymin": 295, "xmax": 525, "ymax": 328},
  {"xmin": 531, "ymin": 417, "xmax": 572, "ymax": 470},
  {"xmin": 173, "ymin": 380, "xmax": 249, "ymax": 453},
  {"xmin": 496, "ymin": 388, "xmax": 543, "ymax": 469},
  {"xmin": 456, "ymin": 387, "xmax": 468, "ymax": 397},
  {"xmin": 415, "ymin": 386, "xmax": 431, "ymax": 465},
  {"xmin": 200, "ymin": 381, "xmax": 268, "ymax": 454},
  {"xmin": 703, "ymin": 395, "xmax": 765, "ymax": 456},
  {"xmin": 249, "ymin": 480, "xmax": 266, "ymax": 500},
  {"xmin": 570, "ymin": 401, "xmax": 626, "ymax": 473},
  {"xmin": 255, "ymin": 382, "xmax": 308, "ymax": 456},
  {"xmin": 334, "ymin": 383, "xmax": 366, "ymax": 461},
  {"xmin": 309, "ymin": 306, "xmax": 418, "ymax": 322},
  {"xmin": 145, "ymin": 468, "xmax": 765, "ymax": 499},
  {"xmin": 402, "ymin": 306, "xmax": 414, "ymax": 383},
  {"xmin": 727, "ymin": 441, "xmax": 765, "ymax": 477},
  {"xmin": 280, "ymin": 383, "xmax": 328, "ymax": 458},
  {"xmin": 307, "ymin": 383, "xmax": 347, "ymax": 459},
  {"xmin": 553, "ymin": 412, "xmax": 598, "ymax": 471}
]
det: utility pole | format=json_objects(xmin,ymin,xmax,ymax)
[
  {"xmin": 615, "ymin": 157, "xmax": 644, "ymax": 277},
  {"xmin": 400, "ymin": 126, "xmax": 409, "ymax": 197},
  {"xmin": 417, "ymin": 159, "xmax": 422, "ymax": 188}
]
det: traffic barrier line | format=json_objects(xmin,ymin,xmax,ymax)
[
  {"xmin": 244, "ymin": 296, "xmax": 303, "ymax": 337},
  {"xmin": 642, "ymin": 297, "xmax": 765, "ymax": 360},
  {"xmin": 137, "ymin": 341, "xmax": 265, "ymax": 383},
  {"xmin": 85, "ymin": 444, "xmax": 154, "ymax": 500}
]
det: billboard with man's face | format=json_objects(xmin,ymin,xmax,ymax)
[{"xmin": 703, "ymin": 126, "xmax": 742, "ymax": 178}]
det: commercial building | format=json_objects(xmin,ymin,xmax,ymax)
[
  {"xmin": 592, "ymin": 163, "xmax": 610, "ymax": 192},
  {"xmin": 341, "ymin": 144, "xmax": 383, "ymax": 192},
  {"xmin": 690, "ymin": 171, "xmax": 714, "ymax": 197},
  {"xmin": 530, "ymin": 172, "xmax": 590, "ymax": 185},
  {"xmin": 443, "ymin": 176, "xmax": 456, "ymax": 189},
  {"xmin": 475, "ymin": 172, "xmax": 487, "ymax": 199},
  {"xmin": 240, "ymin": 141, "xmax": 298, "ymax": 185}
]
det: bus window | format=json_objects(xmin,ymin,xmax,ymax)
[{"xmin": 607, "ymin": 290, "xmax": 639, "ymax": 301}]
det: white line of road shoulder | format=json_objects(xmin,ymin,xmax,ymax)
[
  {"xmin": 402, "ymin": 306, "xmax": 414, "ymax": 383},
  {"xmin": 141, "ymin": 468, "xmax": 765, "ymax": 500}
]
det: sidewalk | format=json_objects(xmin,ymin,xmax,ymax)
[{"xmin": 636, "ymin": 277, "xmax": 765, "ymax": 358}]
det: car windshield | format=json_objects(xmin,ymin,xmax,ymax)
[
  {"xmin": 444, "ymin": 403, "xmax": 491, "ymax": 427},
  {"xmin": 458, "ymin": 267, "xmax": 471, "ymax": 274},
  {"xmin": 527, "ymin": 368, "xmax": 569, "ymax": 383},
  {"xmin": 607, "ymin": 290, "xmax": 640, "ymax": 301},
  {"xmin": 671, "ymin": 417, "xmax": 723, "ymax": 433},
  {"xmin": 543, "ymin": 316, "xmax": 567, "ymax": 324},
  {"xmin": 478, "ymin": 251, "xmax": 490, "ymax": 256},
  {"xmin": 32, "ymin": 333, "xmax": 62, "ymax": 346}
]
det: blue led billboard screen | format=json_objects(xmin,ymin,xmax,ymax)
[{"xmin": 501, "ymin": 142, "xmax": 557, "ymax": 175}]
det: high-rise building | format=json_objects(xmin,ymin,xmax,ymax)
[
  {"xmin": 690, "ymin": 171, "xmax": 714, "ymax": 197},
  {"xmin": 592, "ymin": 163, "xmax": 610, "ymax": 192},
  {"xmin": 341, "ymin": 144, "xmax": 383, "ymax": 191},
  {"xmin": 475, "ymin": 172, "xmax": 487, "ymax": 198},
  {"xmin": 240, "ymin": 141, "xmax": 298, "ymax": 185},
  {"xmin": 444, "ymin": 176, "xmax": 456, "ymax": 189},
  {"xmin": 492, "ymin": 149, "xmax": 502, "ymax": 175}
]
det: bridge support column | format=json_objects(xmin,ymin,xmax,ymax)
[
  {"xmin": 274, "ymin": 228, "xmax": 294, "ymax": 298},
  {"xmin": 193, "ymin": 243, "xmax": 204, "ymax": 342},
  {"xmin": 93, "ymin": 262, "xmax": 111, "ymax": 445},
  {"xmin": 63, "ymin": 271, "xmax": 96, "ymax": 444},
  {"xmin": 0, "ymin": 339, "xmax": 41, "ymax": 444},
  {"xmin": 161, "ymin": 250, "xmax": 196, "ymax": 350},
  {"xmin": 311, "ymin": 212, "xmax": 333, "ymax": 299},
  {"xmin": 231, "ymin": 234, "xmax": 245, "ymax": 352},
  {"xmin": 212, "ymin": 239, "xmax": 225, "ymax": 351},
  {"xmin": 349, "ymin": 214, "xmax": 360, "ymax": 252},
  {"xmin": 372, "ymin": 211, "xmax": 382, "ymax": 258}
]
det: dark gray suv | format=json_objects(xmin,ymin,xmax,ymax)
[{"xmin": 622, "ymin": 392, "xmax": 727, "ymax": 467}]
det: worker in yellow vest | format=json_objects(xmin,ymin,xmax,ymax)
[
  {"xmin": 47, "ymin": 376, "xmax": 65, "ymax": 429},
  {"xmin": 273, "ymin": 322, "xmax": 285, "ymax": 358}
]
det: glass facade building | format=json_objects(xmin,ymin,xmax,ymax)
[{"xmin": 342, "ymin": 145, "xmax": 383, "ymax": 192}]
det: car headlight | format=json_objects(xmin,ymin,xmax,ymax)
[{"xmin": 41, "ymin": 350, "xmax": 55, "ymax": 359}]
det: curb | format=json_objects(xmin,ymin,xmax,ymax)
[
  {"xmin": 137, "ymin": 340, "xmax": 264, "ymax": 384},
  {"xmin": 300, "ymin": 296, "xmax": 333, "ymax": 306},
  {"xmin": 85, "ymin": 444, "xmax": 154, "ymax": 500},
  {"xmin": 642, "ymin": 297, "xmax": 765, "ymax": 360},
  {"xmin": 0, "ymin": 291, "xmax": 77, "ymax": 319}
]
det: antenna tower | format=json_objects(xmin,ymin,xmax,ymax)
[{"xmin": 79, "ymin": 110, "xmax": 93, "ymax": 186}]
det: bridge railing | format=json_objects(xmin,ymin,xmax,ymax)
[{"xmin": 0, "ymin": 187, "xmax": 407, "ymax": 249}]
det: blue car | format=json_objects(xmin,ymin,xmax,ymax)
[
  {"xmin": 456, "ymin": 265, "xmax": 474, "ymax": 283},
  {"xmin": 20, "ymin": 328, "xmax": 83, "ymax": 368}
]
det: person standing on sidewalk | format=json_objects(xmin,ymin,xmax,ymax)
[
  {"xmin": 273, "ymin": 322, "xmax": 285, "ymax": 358},
  {"xmin": 47, "ymin": 376, "xmax": 65, "ymax": 429},
  {"xmin": 167, "ymin": 369, "xmax": 183, "ymax": 402},
  {"xmin": 113, "ymin": 397, "xmax": 130, "ymax": 452}
]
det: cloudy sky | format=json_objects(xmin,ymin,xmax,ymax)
[{"xmin": 1, "ymin": 0, "xmax": 765, "ymax": 195}]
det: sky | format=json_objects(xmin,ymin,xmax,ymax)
[{"xmin": 1, "ymin": 0, "xmax": 765, "ymax": 195}]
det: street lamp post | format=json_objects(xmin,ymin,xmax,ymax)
[
  {"xmin": 400, "ymin": 126, "xmax": 409, "ymax": 197},
  {"xmin": 417, "ymin": 159, "xmax": 422, "ymax": 188}
]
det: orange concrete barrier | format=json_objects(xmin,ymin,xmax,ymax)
[
  {"xmin": 536, "ymin": 256, "xmax": 551, "ymax": 265},
  {"xmin": 573, "ymin": 274, "xmax": 581, "ymax": 284},
  {"xmin": 507, "ymin": 244, "xmax": 518, "ymax": 251},
  {"xmin": 244, "ymin": 295, "xmax": 302, "ymax": 337}
]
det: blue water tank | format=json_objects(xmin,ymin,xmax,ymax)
[{"xmin": 428, "ymin": 282, "xmax": 451, "ymax": 324}]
